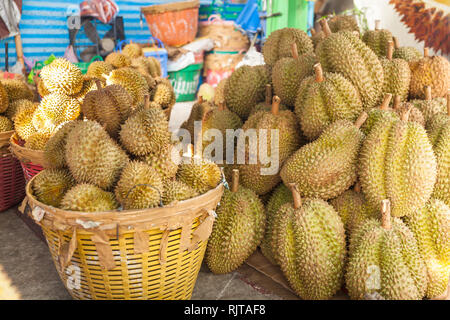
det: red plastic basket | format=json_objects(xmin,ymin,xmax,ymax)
[
  {"xmin": 0, "ymin": 152, "xmax": 26, "ymax": 212},
  {"xmin": 9, "ymin": 135, "xmax": 48, "ymax": 182},
  {"xmin": 20, "ymin": 162, "xmax": 44, "ymax": 183}
]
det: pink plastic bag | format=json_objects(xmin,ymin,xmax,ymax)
[
  {"xmin": 64, "ymin": 45, "xmax": 79, "ymax": 63},
  {"xmin": 80, "ymin": 0, "xmax": 119, "ymax": 24}
]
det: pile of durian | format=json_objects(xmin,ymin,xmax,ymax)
[
  {"xmin": 30, "ymin": 43, "xmax": 222, "ymax": 212},
  {"xmin": 194, "ymin": 17, "xmax": 450, "ymax": 300}
]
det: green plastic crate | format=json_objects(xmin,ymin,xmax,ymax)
[
  {"xmin": 168, "ymin": 63, "xmax": 203, "ymax": 102},
  {"xmin": 266, "ymin": 0, "xmax": 309, "ymax": 36}
]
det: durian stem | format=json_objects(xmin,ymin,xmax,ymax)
[
  {"xmin": 381, "ymin": 199, "xmax": 391, "ymax": 230},
  {"xmin": 393, "ymin": 36, "xmax": 400, "ymax": 49},
  {"xmin": 320, "ymin": 19, "xmax": 332, "ymax": 37},
  {"xmin": 375, "ymin": 20, "xmax": 381, "ymax": 30},
  {"xmin": 401, "ymin": 104, "xmax": 413, "ymax": 122},
  {"xmin": 310, "ymin": 28, "xmax": 316, "ymax": 36},
  {"xmin": 424, "ymin": 47, "xmax": 429, "ymax": 57},
  {"xmin": 380, "ymin": 93, "xmax": 392, "ymax": 110},
  {"xmin": 425, "ymin": 86, "xmax": 432, "ymax": 101},
  {"xmin": 198, "ymin": 95, "xmax": 204, "ymax": 104},
  {"xmin": 95, "ymin": 79, "xmax": 103, "ymax": 91},
  {"xmin": 265, "ymin": 84, "xmax": 272, "ymax": 105},
  {"xmin": 354, "ymin": 181, "xmax": 361, "ymax": 193},
  {"xmin": 314, "ymin": 63, "xmax": 324, "ymax": 83},
  {"xmin": 231, "ymin": 169, "xmax": 239, "ymax": 193},
  {"xmin": 288, "ymin": 183, "xmax": 302, "ymax": 209},
  {"xmin": 393, "ymin": 95, "xmax": 401, "ymax": 110},
  {"xmin": 354, "ymin": 112, "xmax": 368, "ymax": 129},
  {"xmin": 387, "ymin": 41, "xmax": 394, "ymax": 60},
  {"xmin": 447, "ymin": 93, "xmax": 450, "ymax": 116},
  {"xmin": 144, "ymin": 94, "xmax": 150, "ymax": 109},
  {"xmin": 291, "ymin": 42, "xmax": 299, "ymax": 60},
  {"xmin": 271, "ymin": 96, "xmax": 281, "ymax": 116}
]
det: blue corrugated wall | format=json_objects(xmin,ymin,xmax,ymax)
[{"xmin": 0, "ymin": 0, "xmax": 187, "ymax": 69}]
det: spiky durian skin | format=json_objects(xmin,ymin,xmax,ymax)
[
  {"xmin": 393, "ymin": 46, "xmax": 421, "ymax": 62},
  {"xmin": 14, "ymin": 104, "xmax": 38, "ymax": 140},
  {"xmin": 32, "ymin": 93, "xmax": 81, "ymax": 135},
  {"xmin": 260, "ymin": 184, "xmax": 292, "ymax": 265},
  {"xmin": 70, "ymin": 79, "xmax": 97, "ymax": 103},
  {"xmin": 105, "ymin": 52, "xmax": 131, "ymax": 69},
  {"xmin": 147, "ymin": 57, "xmax": 162, "ymax": 77},
  {"xmin": 106, "ymin": 67, "xmax": 148, "ymax": 106},
  {"xmin": 328, "ymin": 15, "xmax": 360, "ymax": 33},
  {"xmin": 151, "ymin": 78, "xmax": 175, "ymax": 109},
  {"xmin": 5, "ymin": 99, "xmax": 36, "ymax": 121},
  {"xmin": 0, "ymin": 116, "xmax": 13, "ymax": 132},
  {"xmin": 114, "ymin": 161, "xmax": 163, "ymax": 210},
  {"xmin": 249, "ymin": 100, "xmax": 288, "ymax": 116},
  {"xmin": 214, "ymin": 78, "xmax": 227, "ymax": 107},
  {"xmin": 1, "ymin": 79, "xmax": 34, "ymax": 102},
  {"xmin": 24, "ymin": 132, "xmax": 51, "ymax": 150},
  {"xmin": 60, "ymin": 184, "xmax": 118, "ymax": 212},
  {"xmin": 272, "ymin": 52, "xmax": 317, "ymax": 106},
  {"xmin": 295, "ymin": 71, "xmax": 363, "ymax": 140},
  {"xmin": 362, "ymin": 29, "xmax": 393, "ymax": 57},
  {"xmin": 162, "ymin": 180, "xmax": 198, "ymax": 205},
  {"xmin": 359, "ymin": 118, "xmax": 437, "ymax": 217},
  {"xmin": 43, "ymin": 121, "xmax": 80, "ymax": 169},
  {"xmin": 409, "ymin": 55, "xmax": 450, "ymax": 99},
  {"xmin": 32, "ymin": 169, "xmax": 74, "ymax": 207},
  {"xmin": 346, "ymin": 217, "xmax": 428, "ymax": 300},
  {"xmin": 317, "ymin": 31, "xmax": 384, "ymax": 109},
  {"xmin": 274, "ymin": 199, "xmax": 346, "ymax": 300},
  {"xmin": 411, "ymin": 98, "xmax": 446, "ymax": 126},
  {"xmin": 39, "ymin": 58, "xmax": 83, "ymax": 95},
  {"xmin": 404, "ymin": 199, "xmax": 450, "ymax": 298},
  {"xmin": 224, "ymin": 65, "xmax": 270, "ymax": 119},
  {"xmin": 281, "ymin": 120, "xmax": 363, "ymax": 200},
  {"xmin": 361, "ymin": 107, "xmax": 399, "ymax": 136},
  {"xmin": 139, "ymin": 143, "xmax": 180, "ymax": 181},
  {"xmin": 177, "ymin": 158, "xmax": 221, "ymax": 194},
  {"xmin": 131, "ymin": 56, "xmax": 161, "ymax": 78},
  {"xmin": 262, "ymin": 28, "xmax": 313, "ymax": 66},
  {"xmin": 65, "ymin": 121, "xmax": 129, "ymax": 189},
  {"xmin": 380, "ymin": 57, "xmax": 411, "ymax": 102},
  {"xmin": 37, "ymin": 78, "xmax": 50, "ymax": 97},
  {"xmin": 119, "ymin": 107, "xmax": 170, "ymax": 156},
  {"xmin": 393, "ymin": 103, "xmax": 425, "ymax": 126},
  {"xmin": 122, "ymin": 43, "xmax": 143, "ymax": 59},
  {"xmin": 86, "ymin": 61, "xmax": 114, "ymax": 81},
  {"xmin": 206, "ymin": 187, "xmax": 265, "ymax": 274},
  {"xmin": 0, "ymin": 82, "xmax": 8, "ymax": 112}
]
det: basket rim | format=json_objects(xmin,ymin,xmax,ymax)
[
  {"xmin": 9, "ymin": 134, "xmax": 49, "ymax": 167},
  {"xmin": 0, "ymin": 130, "xmax": 14, "ymax": 149},
  {"xmin": 141, "ymin": 0, "xmax": 200, "ymax": 14},
  {"xmin": 25, "ymin": 170, "xmax": 224, "ymax": 226}
]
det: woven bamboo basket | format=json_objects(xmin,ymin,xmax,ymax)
[
  {"xmin": 0, "ymin": 130, "xmax": 26, "ymax": 212},
  {"xmin": 23, "ymin": 172, "xmax": 224, "ymax": 300}
]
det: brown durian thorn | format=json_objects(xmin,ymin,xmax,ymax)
[
  {"xmin": 291, "ymin": 42, "xmax": 299, "ymax": 60},
  {"xmin": 425, "ymin": 86, "xmax": 432, "ymax": 101},
  {"xmin": 354, "ymin": 111, "xmax": 368, "ymax": 129},
  {"xmin": 271, "ymin": 96, "xmax": 281, "ymax": 116},
  {"xmin": 288, "ymin": 183, "xmax": 302, "ymax": 209},
  {"xmin": 320, "ymin": 19, "xmax": 332, "ymax": 37},
  {"xmin": 314, "ymin": 63, "xmax": 324, "ymax": 83},
  {"xmin": 393, "ymin": 36, "xmax": 400, "ymax": 49},
  {"xmin": 231, "ymin": 169, "xmax": 239, "ymax": 193},
  {"xmin": 375, "ymin": 19, "xmax": 381, "ymax": 30},
  {"xmin": 380, "ymin": 93, "xmax": 392, "ymax": 110},
  {"xmin": 387, "ymin": 41, "xmax": 394, "ymax": 60},
  {"xmin": 144, "ymin": 93, "xmax": 150, "ymax": 109},
  {"xmin": 265, "ymin": 84, "xmax": 272, "ymax": 105},
  {"xmin": 401, "ymin": 104, "xmax": 413, "ymax": 122},
  {"xmin": 393, "ymin": 95, "xmax": 401, "ymax": 110},
  {"xmin": 381, "ymin": 199, "xmax": 391, "ymax": 230},
  {"xmin": 424, "ymin": 47, "xmax": 429, "ymax": 57}
]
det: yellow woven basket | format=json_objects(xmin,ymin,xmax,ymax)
[{"xmin": 24, "ymin": 172, "xmax": 224, "ymax": 300}]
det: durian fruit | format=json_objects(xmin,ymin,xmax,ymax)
[
  {"xmin": 362, "ymin": 20, "xmax": 393, "ymax": 57},
  {"xmin": 61, "ymin": 184, "xmax": 118, "ymax": 212},
  {"xmin": 0, "ymin": 81, "xmax": 8, "ymax": 112},
  {"xmin": 328, "ymin": 15, "xmax": 360, "ymax": 33},
  {"xmin": 32, "ymin": 168, "xmax": 74, "ymax": 207},
  {"xmin": 392, "ymin": 96, "xmax": 424, "ymax": 126},
  {"xmin": 105, "ymin": 67, "xmax": 148, "ymax": 106},
  {"xmin": 81, "ymin": 81, "xmax": 133, "ymax": 137},
  {"xmin": 32, "ymin": 92, "xmax": 81, "ymax": 134},
  {"xmin": 310, "ymin": 28, "xmax": 325, "ymax": 49},
  {"xmin": 131, "ymin": 56, "xmax": 161, "ymax": 78},
  {"xmin": 361, "ymin": 93, "xmax": 399, "ymax": 136},
  {"xmin": 139, "ymin": 143, "xmax": 180, "ymax": 181},
  {"xmin": 14, "ymin": 103, "xmax": 38, "ymax": 140},
  {"xmin": 380, "ymin": 41, "xmax": 411, "ymax": 102},
  {"xmin": 346, "ymin": 199, "xmax": 428, "ymax": 300},
  {"xmin": 197, "ymin": 83, "xmax": 215, "ymax": 103},
  {"xmin": 411, "ymin": 86, "xmax": 448, "ymax": 126},
  {"xmin": 24, "ymin": 132, "xmax": 51, "ymax": 150},
  {"xmin": 224, "ymin": 65, "xmax": 270, "ymax": 119},
  {"xmin": 39, "ymin": 58, "xmax": 84, "ymax": 95},
  {"xmin": 150, "ymin": 77, "xmax": 176, "ymax": 110},
  {"xmin": 119, "ymin": 105, "xmax": 171, "ymax": 156},
  {"xmin": 262, "ymin": 28, "xmax": 313, "ymax": 66},
  {"xmin": 43, "ymin": 120, "xmax": 80, "ymax": 168},
  {"xmin": 272, "ymin": 43, "xmax": 317, "ymax": 107},
  {"xmin": 86, "ymin": 61, "xmax": 114, "ymax": 81},
  {"xmin": 260, "ymin": 183, "xmax": 292, "ymax": 265},
  {"xmin": 162, "ymin": 180, "xmax": 198, "ymax": 206},
  {"xmin": 330, "ymin": 183, "xmax": 379, "ymax": 235},
  {"xmin": 115, "ymin": 161, "xmax": 163, "ymax": 210},
  {"xmin": 70, "ymin": 78, "xmax": 97, "ymax": 103},
  {"xmin": 237, "ymin": 96, "xmax": 302, "ymax": 195},
  {"xmin": 65, "ymin": 120, "xmax": 129, "ymax": 189},
  {"xmin": 36, "ymin": 77, "xmax": 50, "ymax": 98},
  {"xmin": 122, "ymin": 42, "xmax": 143, "ymax": 59},
  {"xmin": 206, "ymin": 169, "xmax": 265, "ymax": 274},
  {"xmin": 0, "ymin": 116, "xmax": 13, "ymax": 132},
  {"xmin": 249, "ymin": 84, "xmax": 288, "ymax": 116},
  {"xmin": 404, "ymin": 198, "xmax": 450, "ymax": 299},
  {"xmin": 105, "ymin": 52, "xmax": 131, "ymax": 69},
  {"xmin": 295, "ymin": 63, "xmax": 363, "ymax": 140},
  {"xmin": 392, "ymin": 36, "xmax": 422, "ymax": 62},
  {"xmin": 409, "ymin": 48, "xmax": 450, "ymax": 99},
  {"xmin": 359, "ymin": 106, "xmax": 437, "ymax": 217},
  {"xmin": 273, "ymin": 184, "xmax": 346, "ymax": 300},
  {"xmin": 281, "ymin": 113, "xmax": 367, "ymax": 200},
  {"xmin": 214, "ymin": 78, "xmax": 228, "ymax": 108},
  {"xmin": 147, "ymin": 57, "xmax": 162, "ymax": 78},
  {"xmin": 1, "ymin": 79, "xmax": 34, "ymax": 102},
  {"xmin": 317, "ymin": 20, "xmax": 384, "ymax": 109},
  {"xmin": 5, "ymin": 99, "xmax": 36, "ymax": 121}
]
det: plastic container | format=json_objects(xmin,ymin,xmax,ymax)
[
  {"xmin": 24, "ymin": 172, "xmax": 224, "ymax": 300},
  {"xmin": 168, "ymin": 63, "xmax": 203, "ymax": 102},
  {"xmin": 141, "ymin": 1, "xmax": 200, "ymax": 47}
]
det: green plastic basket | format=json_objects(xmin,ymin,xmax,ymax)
[
  {"xmin": 168, "ymin": 63, "xmax": 203, "ymax": 102},
  {"xmin": 74, "ymin": 55, "xmax": 103, "ymax": 74}
]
